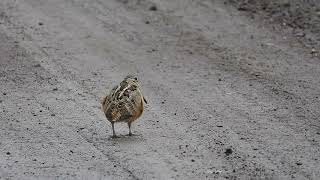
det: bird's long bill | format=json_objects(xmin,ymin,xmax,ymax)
[
  {"xmin": 143, "ymin": 96, "xmax": 148, "ymax": 104},
  {"xmin": 101, "ymin": 96, "xmax": 107, "ymax": 105}
]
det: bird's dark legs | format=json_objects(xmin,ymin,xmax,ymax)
[
  {"xmin": 111, "ymin": 122, "xmax": 117, "ymax": 138},
  {"xmin": 128, "ymin": 122, "xmax": 132, "ymax": 136}
]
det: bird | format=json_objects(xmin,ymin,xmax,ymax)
[{"xmin": 101, "ymin": 75, "xmax": 147, "ymax": 138}]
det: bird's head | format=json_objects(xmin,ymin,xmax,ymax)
[{"xmin": 124, "ymin": 75, "xmax": 138, "ymax": 83}]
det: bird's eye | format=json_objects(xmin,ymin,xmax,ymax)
[{"xmin": 135, "ymin": 78, "xmax": 138, "ymax": 80}]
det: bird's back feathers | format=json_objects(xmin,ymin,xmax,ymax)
[{"xmin": 102, "ymin": 76, "xmax": 145, "ymax": 123}]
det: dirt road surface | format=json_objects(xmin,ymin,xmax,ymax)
[{"xmin": 0, "ymin": 0, "xmax": 319, "ymax": 179}]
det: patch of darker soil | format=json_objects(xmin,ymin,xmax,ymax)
[{"xmin": 226, "ymin": 0, "xmax": 320, "ymax": 49}]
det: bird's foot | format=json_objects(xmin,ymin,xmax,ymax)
[
  {"xmin": 128, "ymin": 132, "xmax": 138, "ymax": 136},
  {"xmin": 112, "ymin": 135, "xmax": 119, "ymax": 138}
]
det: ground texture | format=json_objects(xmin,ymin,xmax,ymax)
[{"xmin": 0, "ymin": 0, "xmax": 319, "ymax": 179}]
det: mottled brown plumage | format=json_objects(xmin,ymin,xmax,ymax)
[{"xmin": 101, "ymin": 75, "xmax": 147, "ymax": 137}]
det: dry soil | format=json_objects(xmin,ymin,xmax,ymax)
[{"xmin": 0, "ymin": 0, "xmax": 319, "ymax": 179}]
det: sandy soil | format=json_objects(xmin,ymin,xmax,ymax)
[
  {"xmin": 227, "ymin": 0, "xmax": 320, "ymax": 49},
  {"xmin": 0, "ymin": 0, "xmax": 319, "ymax": 179}
]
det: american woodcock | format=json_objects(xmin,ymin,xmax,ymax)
[{"xmin": 101, "ymin": 75, "xmax": 147, "ymax": 137}]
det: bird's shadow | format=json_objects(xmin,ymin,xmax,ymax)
[{"xmin": 106, "ymin": 133, "xmax": 146, "ymax": 143}]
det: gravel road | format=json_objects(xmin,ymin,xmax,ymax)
[{"xmin": 0, "ymin": 0, "xmax": 319, "ymax": 179}]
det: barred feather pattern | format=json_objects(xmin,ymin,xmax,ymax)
[{"xmin": 102, "ymin": 77, "xmax": 145, "ymax": 123}]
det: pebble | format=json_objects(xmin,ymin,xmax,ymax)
[
  {"xmin": 149, "ymin": 5, "xmax": 157, "ymax": 11},
  {"xmin": 294, "ymin": 32, "xmax": 305, "ymax": 37},
  {"xmin": 225, "ymin": 148, "xmax": 233, "ymax": 156}
]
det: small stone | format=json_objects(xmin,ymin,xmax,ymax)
[
  {"xmin": 6, "ymin": 152, "xmax": 10, "ymax": 155},
  {"xmin": 145, "ymin": 21, "xmax": 150, "ymax": 24},
  {"xmin": 225, "ymin": 148, "xmax": 233, "ymax": 156},
  {"xmin": 38, "ymin": 22, "xmax": 43, "ymax": 26},
  {"xmin": 296, "ymin": 162, "xmax": 302, "ymax": 166},
  {"xmin": 218, "ymin": 78, "xmax": 222, "ymax": 81},
  {"xmin": 311, "ymin": 48, "xmax": 317, "ymax": 54},
  {"xmin": 51, "ymin": 114, "xmax": 55, "ymax": 116},
  {"xmin": 294, "ymin": 32, "xmax": 305, "ymax": 37},
  {"xmin": 33, "ymin": 64, "xmax": 41, "ymax": 67},
  {"xmin": 237, "ymin": 5, "xmax": 248, "ymax": 11},
  {"xmin": 52, "ymin": 88, "xmax": 58, "ymax": 91},
  {"xmin": 191, "ymin": 159, "xmax": 195, "ymax": 162},
  {"xmin": 149, "ymin": 5, "xmax": 157, "ymax": 11},
  {"xmin": 283, "ymin": 2, "xmax": 290, "ymax": 7},
  {"xmin": 3, "ymin": 92, "xmax": 6, "ymax": 95}
]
